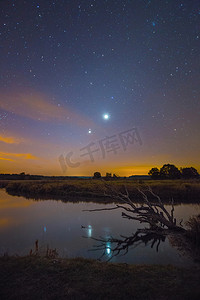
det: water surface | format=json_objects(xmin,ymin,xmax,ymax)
[{"xmin": 0, "ymin": 189, "xmax": 199, "ymax": 266}]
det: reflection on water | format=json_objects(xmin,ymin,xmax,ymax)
[
  {"xmin": 91, "ymin": 230, "xmax": 167, "ymax": 261},
  {"xmin": 0, "ymin": 189, "xmax": 200, "ymax": 266},
  {"xmin": 106, "ymin": 242, "xmax": 111, "ymax": 256},
  {"xmin": 87, "ymin": 225, "xmax": 92, "ymax": 238}
]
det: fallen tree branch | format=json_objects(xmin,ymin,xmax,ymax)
[{"xmin": 84, "ymin": 183, "xmax": 184, "ymax": 232}]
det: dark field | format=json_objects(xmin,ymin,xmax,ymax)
[
  {"xmin": 0, "ymin": 256, "xmax": 200, "ymax": 300},
  {"xmin": 0, "ymin": 179, "xmax": 200, "ymax": 203}
]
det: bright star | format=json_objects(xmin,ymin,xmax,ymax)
[
  {"xmin": 88, "ymin": 129, "xmax": 92, "ymax": 134},
  {"xmin": 103, "ymin": 113, "xmax": 110, "ymax": 120}
]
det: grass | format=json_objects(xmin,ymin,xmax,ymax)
[
  {"xmin": 1, "ymin": 179, "xmax": 200, "ymax": 203},
  {"xmin": 186, "ymin": 215, "xmax": 200, "ymax": 246},
  {"xmin": 0, "ymin": 255, "xmax": 200, "ymax": 299}
]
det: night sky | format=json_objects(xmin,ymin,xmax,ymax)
[{"xmin": 0, "ymin": 0, "xmax": 200, "ymax": 176}]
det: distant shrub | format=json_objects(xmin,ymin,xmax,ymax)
[
  {"xmin": 186, "ymin": 215, "xmax": 200, "ymax": 246},
  {"xmin": 148, "ymin": 167, "xmax": 160, "ymax": 179},
  {"xmin": 93, "ymin": 172, "xmax": 101, "ymax": 179},
  {"xmin": 180, "ymin": 167, "xmax": 199, "ymax": 179}
]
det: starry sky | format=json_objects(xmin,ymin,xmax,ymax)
[{"xmin": 0, "ymin": 0, "xmax": 200, "ymax": 176}]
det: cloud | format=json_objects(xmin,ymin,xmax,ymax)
[
  {"xmin": 0, "ymin": 157, "xmax": 14, "ymax": 161},
  {"xmin": 13, "ymin": 153, "xmax": 37, "ymax": 159},
  {"xmin": 0, "ymin": 152, "xmax": 38, "ymax": 161},
  {"xmin": 0, "ymin": 90, "xmax": 93, "ymax": 127},
  {"xmin": 0, "ymin": 135, "xmax": 20, "ymax": 144}
]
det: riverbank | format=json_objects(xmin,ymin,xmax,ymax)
[
  {"xmin": 0, "ymin": 179, "xmax": 200, "ymax": 203},
  {"xmin": 0, "ymin": 256, "xmax": 200, "ymax": 300}
]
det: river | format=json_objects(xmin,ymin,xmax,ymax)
[{"xmin": 0, "ymin": 189, "xmax": 199, "ymax": 266}]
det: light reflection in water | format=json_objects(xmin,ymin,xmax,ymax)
[
  {"xmin": 0, "ymin": 189, "xmax": 199, "ymax": 266},
  {"xmin": 106, "ymin": 242, "xmax": 111, "ymax": 256},
  {"xmin": 87, "ymin": 225, "xmax": 92, "ymax": 237}
]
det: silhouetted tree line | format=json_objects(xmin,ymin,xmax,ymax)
[
  {"xmin": 93, "ymin": 172, "xmax": 120, "ymax": 180},
  {"xmin": 0, "ymin": 173, "xmax": 87, "ymax": 180},
  {"xmin": 148, "ymin": 164, "xmax": 199, "ymax": 180}
]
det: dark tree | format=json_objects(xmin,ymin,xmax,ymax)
[
  {"xmin": 148, "ymin": 167, "xmax": 160, "ymax": 179},
  {"xmin": 160, "ymin": 164, "xmax": 181, "ymax": 179},
  {"xmin": 19, "ymin": 172, "xmax": 26, "ymax": 180},
  {"xmin": 104, "ymin": 172, "xmax": 112, "ymax": 181},
  {"xmin": 113, "ymin": 174, "xmax": 119, "ymax": 179},
  {"xmin": 180, "ymin": 167, "xmax": 199, "ymax": 179},
  {"xmin": 106, "ymin": 173, "xmax": 112, "ymax": 178},
  {"xmin": 93, "ymin": 172, "xmax": 101, "ymax": 179}
]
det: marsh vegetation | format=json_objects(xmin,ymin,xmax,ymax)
[
  {"xmin": 1, "ymin": 255, "xmax": 200, "ymax": 300},
  {"xmin": 1, "ymin": 178, "xmax": 200, "ymax": 203}
]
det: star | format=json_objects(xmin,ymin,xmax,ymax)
[{"xmin": 103, "ymin": 113, "xmax": 110, "ymax": 120}]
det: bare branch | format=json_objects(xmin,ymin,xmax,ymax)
[
  {"xmin": 83, "ymin": 206, "xmax": 119, "ymax": 212},
  {"xmin": 89, "ymin": 229, "xmax": 166, "ymax": 260}
]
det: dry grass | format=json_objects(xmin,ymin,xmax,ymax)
[
  {"xmin": 0, "ymin": 256, "xmax": 200, "ymax": 300},
  {"xmin": 1, "ymin": 179, "xmax": 200, "ymax": 203},
  {"xmin": 186, "ymin": 215, "xmax": 200, "ymax": 246}
]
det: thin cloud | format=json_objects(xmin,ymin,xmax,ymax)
[
  {"xmin": 0, "ymin": 135, "xmax": 20, "ymax": 144},
  {"xmin": 0, "ymin": 90, "xmax": 93, "ymax": 127},
  {"xmin": 0, "ymin": 152, "xmax": 38, "ymax": 161},
  {"xmin": 0, "ymin": 157, "xmax": 14, "ymax": 161}
]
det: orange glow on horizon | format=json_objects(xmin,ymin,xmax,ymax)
[{"xmin": 0, "ymin": 218, "xmax": 11, "ymax": 228}]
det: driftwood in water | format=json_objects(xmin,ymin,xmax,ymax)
[
  {"xmin": 85, "ymin": 184, "xmax": 184, "ymax": 232},
  {"xmin": 84, "ymin": 183, "xmax": 187, "ymax": 260},
  {"xmin": 89, "ymin": 229, "xmax": 166, "ymax": 260}
]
